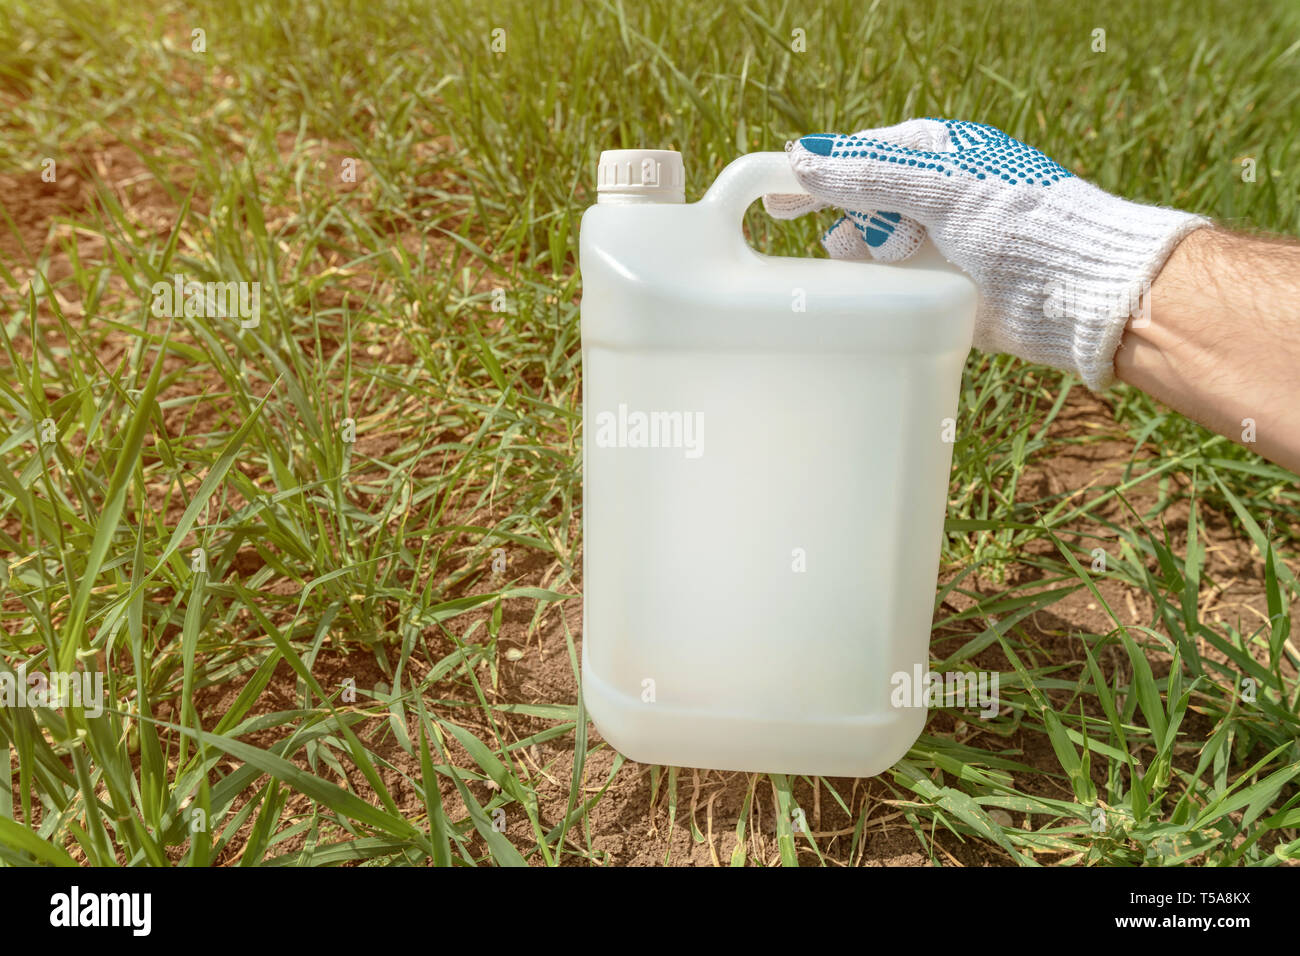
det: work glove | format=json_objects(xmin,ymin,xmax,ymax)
[{"xmin": 764, "ymin": 119, "xmax": 1211, "ymax": 391}]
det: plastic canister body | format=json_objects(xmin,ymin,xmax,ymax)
[{"xmin": 578, "ymin": 151, "xmax": 977, "ymax": 776}]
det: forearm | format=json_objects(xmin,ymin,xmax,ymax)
[{"xmin": 1114, "ymin": 227, "xmax": 1300, "ymax": 474}]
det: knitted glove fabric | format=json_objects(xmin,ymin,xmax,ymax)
[{"xmin": 763, "ymin": 119, "xmax": 1211, "ymax": 391}]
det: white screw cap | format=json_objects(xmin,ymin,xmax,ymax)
[{"xmin": 597, "ymin": 149, "xmax": 685, "ymax": 203}]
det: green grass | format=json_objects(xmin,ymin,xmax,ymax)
[{"xmin": 0, "ymin": 0, "xmax": 1298, "ymax": 866}]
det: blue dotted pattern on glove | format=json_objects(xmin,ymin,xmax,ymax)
[
  {"xmin": 846, "ymin": 210, "xmax": 901, "ymax": 248},
  {"xmin": 799, "ymin": 120, "xmax": 1073, "ymax": 187}
]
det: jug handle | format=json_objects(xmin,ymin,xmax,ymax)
[{"xmin": 697, "ymin": 151, "xmax": 802, "ymax": 227}]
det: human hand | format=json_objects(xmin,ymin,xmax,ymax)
[{"xmin": 764, "ymin": 119, "xmax": 1210, "ymax": 390}]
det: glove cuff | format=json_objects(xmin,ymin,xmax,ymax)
[{"xmin": 997, "ymin": 182, "xmax": 1212, "ymax": 391}]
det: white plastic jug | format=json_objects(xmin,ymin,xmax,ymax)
[{"xmin": 579, "ymin": 148, "xmax": 977, "ymax": 777}]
